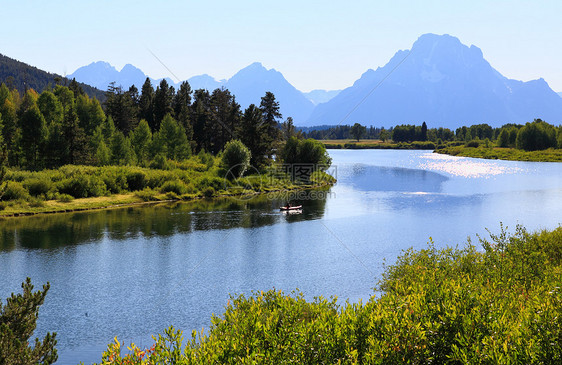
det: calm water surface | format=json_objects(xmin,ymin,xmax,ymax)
[{"xmin": 1, "ymin": 150, "xmax": 561, "ymax": 364}]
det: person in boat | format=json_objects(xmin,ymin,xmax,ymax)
[{"xmin": 284, "ymin": 202, "xmax": 291, "ymax": 209}]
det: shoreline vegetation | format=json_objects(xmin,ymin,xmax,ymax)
[
  {"xmin": 321, "ymin": 139, "xmax": 436, "ymax": 150},
  {"xmin": 435, "ymin": 145, "xmax": 562, "ymax": 162},
  {"xmin": 311, "ymin": 120, "xmax": 562, "ymax": 162},
  {"xmin": 321, "ymin": 139, "xmax": 562, "ymax": 162},
  {"xmin": 96, "ymin": 225, "xmax": 562, "ymax": 362},
  {"xmin": 0, "ymin": 81, "xmax": 335, "ymax": 218},
  {"xmin": 0, "ymin": 159, "xmax": 335, "ymax": 218}
]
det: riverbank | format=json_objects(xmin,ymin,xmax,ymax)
[
  {"xmin": 322, "ymin": 139, "xmax": 562, "ymax": 162},
  {"xmin": 436, "ymin": 145, "xmax": 562, "ymax": 162},
  {"xmin": 321, "ymin": 139, "xmax": 436, "ymax": 150},
  {"xmin": 0, "ymin": 183, "xmax": 334, "ymax": 218},
  {"xmin": 0, "ymin": 162, "xmax": 335, "ymax": 218}
]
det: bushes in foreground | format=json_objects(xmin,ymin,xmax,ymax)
[
  {"xmin": 0, "ymin": 278, "xmax": 58, "ymax": 364},
  {"xmin": 96, "ymin": 226, "xmax": 562, "ymax": 364}
]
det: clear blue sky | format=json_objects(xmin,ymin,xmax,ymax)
[{"xmin": 2, "ymin": 0, "xmax": 561, "ymax": 92}]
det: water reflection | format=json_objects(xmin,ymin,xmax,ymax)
[
  {"xmin": 0, "ymin": 192, "xmax": 328, "ymax": 251},
  {"xmin": 344, "ymin": 164, "xmax": 448, "ymax": 193}
]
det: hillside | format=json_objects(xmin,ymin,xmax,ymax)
[{"xmin": 0, "ymin": 53, "xmax": 105, "ymax": 100}]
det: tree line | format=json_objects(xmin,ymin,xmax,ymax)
[
  {"xmin": 0, "ymin": 78, "xmax": 300, "ymax": 171},
  {"xmin": 304, "ymin": 120, "xmax": 562, "ymax": 151}
]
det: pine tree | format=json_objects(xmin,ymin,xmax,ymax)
[
  {"xmin": 173, "ymin": 81, "xmax": 193, "ymax": 146},
  {"xmin": 104, "ymin": 83, "xmax": 137, "ymax": 135},
  {"xmin": 62, "ymin": 105, "xmax": 87, "ymax": 165},
  {"xmin": 281, "ymin": 117, "xmax": 296, "ymax": 140},
  {"xmin": 421, "ymin": 121, "xmax": 428, "ymax": 141},
  {"xmin": 0, "ymin": 278, "xmax": 58, "ymax": 364},
  {"xmin": 68, "ymin": 78, "xmax": 84, "ymax": 97},
  {"xmin": 152, "ymin": 79, "xmax": 174, "ymax": 131},
  {"xmin": 191, "ymin": 89, "xmax": 212, "ymax": 152},
  {"xmin": 139, "ymin": 78, "xmax": 155, "ymax": 130},
  {"xmin": 210, "ymin": 88, "xmax": 237, "ymax": 154},
  {"xmin": 259, "ymin": 91, "xmax": 282, "ymax": 158},
  {"xmin": 239, "ymin": 104, "xmax": 267, "ymax": 167}
]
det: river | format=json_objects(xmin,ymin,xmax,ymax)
[{"xmin": 1, "ymin": 149, "xmax": 561, "ymax": 364}]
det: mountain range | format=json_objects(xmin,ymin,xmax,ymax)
[
  {"xmin": 8, "ymin": 33, "xmax": 562, "ymax": 129},
  {"xmin": 69, "ymin": 62, "xmax": 319, "ymax": 123},
  {"xmin": 307, "ymin": 34, "xmax": 562, "ymax": 128}
]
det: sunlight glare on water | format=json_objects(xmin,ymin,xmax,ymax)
[{"xmin": 417, "ymin": 153, "xmax": 522, "ymax": 178}]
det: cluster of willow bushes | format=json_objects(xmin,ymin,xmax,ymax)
[
  {"xmin": 0, "ymin": 155, "xmax": 322, "ymax": 210},
  {"xmin": 0, "ymin": 154, "xmax": 229, "ymax": 205},
  {"xmin": 97, "ymin": 225, "xmax": 562, "ymax": 364}
]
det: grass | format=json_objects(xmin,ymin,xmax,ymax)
[{"xmin": 436, "ymin": 145, "xmax": 562, "ymax": 162}]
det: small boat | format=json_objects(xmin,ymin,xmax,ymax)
[{"xmin": 279, "ymin": 205, "xmax": 302, "ymax": 211}]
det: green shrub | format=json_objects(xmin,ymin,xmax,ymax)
[
  {"xmin": 202, "ymin": 186, "xmax": 215, "ymax": 198},
  {"xmin": 99, "ymin": 169, "xmax": 128, "ymax": 194},
  {"xmin": 27, "ymin": 197, "xmax": 45, "ymax": 208},
  {"xmin": 198, "ymin": 150, "xmax": 215, "ymax": 170},
  {"xmin": 149, "ymin": 154, "xmax": 171, "ymax": 170},
  {"xmin": 23, "ymin": 178, "xmax": 53, "ymax": 197},
  {"xmin": 145, "ymin": 170, "xmax": 171, "ymax": 189},
  {"xmin": 126, "ymin": 171, "xmax": 147, "ymax": 191},
  {"xmin": 172, "ymin": 159, "xmax": 207, "ymax": 172},
  {"xmin": 165, "ymin": 191, "xmax": 179, "ymax": 200},
  {"xmin": 3, "ymin": 182, "xmax": 30, "ymax": 201},
  {"xmin": 466, "ymin": 140, "xmax": 480, "ymax": 148},
  {"xmin": 409, "ymin": 141, "xmax": 436, "ymax": 149},
  {"xmin": 195, "ymin": 176, "xmax": 227, "ymax": 192},
  {"xmin": 58, "ymin": 175, "xmax": 107, "ymax": 198},
  {"xmin": 56, "ymin": 193, "xmax": 74, "ymax": 203},
  {"xmin": 160, "ymin": 180, "xmax": 188, "ymax": 195},
  {"xmin": 58, "ymin": 176, "xmax": 88, "ymax": 198},
  {"xmin": 134, "ymin": 188, "xmax": 158, "ymax": 202},
  {"xmin": 221, "ymin": 140, "xmax": 251, "ymax": 179}
]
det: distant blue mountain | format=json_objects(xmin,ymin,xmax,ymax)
[
  {"xmin": 68, "ymin": 61, "xmax": 176, "ymax": 91},
  {"xmin": 69, "ymin": 61, "xmax": 315, "ymax": 123},
  {"xmin": 303, "ymin": 89, "xmax": 341, "ymax": 105},
  {"xmin": 69, "ymin": 35, "xmax": 562, "ymax": 129},
  {"xmin": 305, "ymin": 34, "xmax": 562, "ymax": 128},
  {"xmin": 222, "ymin": 62, "xmax": 314, "ymax": 123},
  {"xmin": 187, "ymin": 74, "xmax": 223, "ymax": 91}
]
